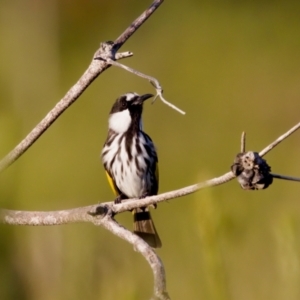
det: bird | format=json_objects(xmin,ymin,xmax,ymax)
[{"xmin": 101, "ymin": 92, "xmax": 162, "ymax": 248}]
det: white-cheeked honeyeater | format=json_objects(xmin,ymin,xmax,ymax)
[{"xmin": 101, "ymin": 92, "xmax": 162, "ymax": 248}]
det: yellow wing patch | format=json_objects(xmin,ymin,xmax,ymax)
[
  {"xmin": 105, "ymin": 170, "xmax": 119, "ymax": 196},
  {"xmin": 105, "ymin": 162, "xmax": 159, "ymax": 196}
]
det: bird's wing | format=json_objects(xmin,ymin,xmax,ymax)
[{"xmin": 105, "ymin": 169, "xmax": 120, "ymax": 196}]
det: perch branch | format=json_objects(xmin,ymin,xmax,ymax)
[
  {"xmin": 2, "ymin": 167, "xmax": 298, "ymax": 222},
  {"xmin": 1, "ymin": 121, "xmax": 300, "ymax": 224},
  {"xmin": 2, "ymin": 119, "xmax": 300, "ymax": 225},
  {"xmin": 0, "ymin": 206, "xmax": 96, "ymax": 225},
  {"xmin": 0, "ymin": 171, "xmax": 234, "ymax": 226},
  {"xmin": 0, "ymin": 0, "xmax": 164, "ymax": 173}
]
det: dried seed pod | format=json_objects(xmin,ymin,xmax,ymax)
[{"xmin": 231, "ymin": 151, "xmax": 273, "ymax": 190}]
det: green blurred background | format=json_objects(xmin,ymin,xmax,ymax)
[{"xmin": 1, "ymin": 0, "xmax": 300, "ymax": 299}]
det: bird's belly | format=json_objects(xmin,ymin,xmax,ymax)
[
  {"xmin": 115, "ymin": 167, "xmax": 148, "ymax": 198},
  {"xmin": 102, "ymin": 132, "xmax": 156, "ymax": 199}
]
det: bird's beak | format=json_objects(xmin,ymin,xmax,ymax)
[{"xmin": 133, "ymin": 93, "xmax": 154, "ymax": 105}]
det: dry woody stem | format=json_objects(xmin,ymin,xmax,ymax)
[{"xmin": 0, "ymin": 1, "xmax": 299, "ymax": 299}]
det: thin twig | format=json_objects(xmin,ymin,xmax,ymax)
[
  {"xmin": 0, "ymin": 0, "xmax": 165, "ymax": 173},
  {"xmin": 104, "ymin": 59, "xmax": 186, "ymax": 115},
  {"xmin": 241, "ymin": 131, "xmax": 246, "ymax": 152},
  {"xmin": 115, "ymin": 51, "xmax": 133, "ymax": 60},
  {"xmin": 259, "ymin": 121, "xmax": 300, "ymax": 157},
  {"xmin": 271, "ymin": 173, "xmax": 300, "ymax": 182}
]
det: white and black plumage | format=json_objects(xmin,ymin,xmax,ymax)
[{"xmin": 101, "ymin": 92, "xmax": 161, "ymax": 248}]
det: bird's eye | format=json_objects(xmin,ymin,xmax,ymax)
[{"xmin": 121, "ymin": 100, "xmax": 127, "ymax": 108}]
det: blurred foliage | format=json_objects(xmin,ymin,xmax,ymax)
[{"xmin": 1, "ymin": 0, "xmax": 300, "ymax": 299}]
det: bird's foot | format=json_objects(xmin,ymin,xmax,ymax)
[{"xmin": 114, "ymin": 195, "xmax": 126, "ymax": 204}]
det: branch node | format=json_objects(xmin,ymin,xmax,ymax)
[
  {"xmin": 115, "ymin": 51, "xmax": 134, "ymax": 60},
  {"xmin": 88, "ymin": 204, "xmax": 110, "ymax": 217},
  {"xmin": 93, "ymin": 41, "xmax": 116, "ymax": 61}
]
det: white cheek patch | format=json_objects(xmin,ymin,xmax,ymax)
[{"xmin": 109, "ymin": 110, "xmax": 131, "ymax": 133}]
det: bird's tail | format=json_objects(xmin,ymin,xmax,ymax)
[{"xmin": 133, "ymin": 208, "xmax": 162, "ymax": 248}]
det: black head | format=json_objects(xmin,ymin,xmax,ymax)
[
  {"xmin": 110, "ymin": 92, "xmax": 153, "ymax": 114},
  {"xmin": 108, "ymin": 92, "xmax": 153, "ymax": 133}
]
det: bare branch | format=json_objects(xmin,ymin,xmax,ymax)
[
  {"xmin": 0, "ymin": 204, "xmax": 169, "ymax": 298},
  {"xmin": 97, "ymin": 215, "xmax": 170, "ymax": 300},
  {"xmin": 0, "ymin": 206, "xmax": 95, "ymax": 225},
  {"xmin": 0, "ymin": 204, "xmax": 169, "ymax": 299},
  {"xmin": 0, "ymin": 43, "xmax": 110, "ymax": 173},
  {"xmin": 0, "ymin": 171, "xmax": 234, "ymax": 226},
  {"xmin": 115, "ymin": 51, "xmax": 133, "ymax": 60},
  {"xmin": 102, "ymin": 59, "xmax": 186, "ymax": 114},
  {"xmin": 114, "ymin": 0, "xmax": 164, "ymax": 51},
  {"xmin": 271, "ymin": 173, "xmax": 300, "ymax": 182},
  {"xmin": 0, "ymin": 0, "xmax": 165, "ymax": 173},
  {"xmin": 259, "ymin": 121, "xmax": 300, "ymax": 157},
  {"xmin": 111, "ymin": 171, "xmax": 234, "ymax": 214}
]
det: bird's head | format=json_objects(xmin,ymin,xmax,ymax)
[{"xmin": 108, "ymin": 92, "xmax": 153, "ymax": 133}]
